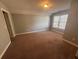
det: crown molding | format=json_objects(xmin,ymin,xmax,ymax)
[
  {"xmin": 9, "ymin": 9, "xmax": 50, "ymax": 16},
  {"xmin": 9, "ymin": 6, "xmax": 70, "ymax": 16}
]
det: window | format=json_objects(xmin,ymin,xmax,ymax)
[{"xmin": 53, "ymin": 14, "xmax": 68, "ymax": 30}]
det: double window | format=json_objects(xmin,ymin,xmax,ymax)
[{"xmin": 53, "ymin": 14, "xmax": 68, "ymax": 30}]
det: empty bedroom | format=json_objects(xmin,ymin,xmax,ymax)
[{"xmin": 0, "ymin": 0, "xmax": 78, "ymax": 59}]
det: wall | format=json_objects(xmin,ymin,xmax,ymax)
[
  {"xmin": 12, "ymin": 14, "xmax": 49, "ymax": 34},
  {"xmin": 0, "ymin": 1, "xmax": 13, "ymax": 58},
  {"xmin": 64, "ymin": 0, "xmax": 78, "ymax": 44}
]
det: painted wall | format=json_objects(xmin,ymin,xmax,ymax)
[
  {"xmin": 12, "ymin": 14, "xmax": 49, "ymax": 34},
  {"xmin": 0, "ymin": 1, "xmax": 12, "ymax": 58},
  {"xmin": 64, "ymin": 0, "xmax": 78, "ymax": 44}
]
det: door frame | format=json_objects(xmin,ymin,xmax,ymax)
[{"xmin": 1, "ymin": 8, "xmax": 15, "ymax": 39}]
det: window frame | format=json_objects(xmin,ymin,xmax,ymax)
[{"xmin": 51, "ymin": 10, "xmax": 69, "ymax": 32}]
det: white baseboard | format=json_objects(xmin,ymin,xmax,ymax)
[
  {"xmin": 63, "ymin": 39, "xmax": 78, "ymax": 48},
  {"xmin": 52, "ymin": 30, "xmax": 64, "ymax": 35},
  {"xmin": 52, "ymin": 30, "xmax": 77, "ymax": 48},
  {"xmin": 16, "ymin": 29, "xmax": 47, "ymax": 36},
  {"xmin": 0, "ymin": 41, "xmax": 11, "ymax": 59}
]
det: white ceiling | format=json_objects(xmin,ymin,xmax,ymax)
[{"xmin": 1, "ymin": 0, "xmax": 71, "ymax": 15}]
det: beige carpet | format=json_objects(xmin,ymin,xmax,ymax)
[{"xmin": 2, "ymin": 31, "xmax": 77, "ymax": 59}]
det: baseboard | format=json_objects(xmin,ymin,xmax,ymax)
[
  {"xmin": 52, "ymin": 30, "xmax": 64, "ymax": 35},
  {"xmin": 0, "ymin": 41, "xmax": 11, "ymax": 59},
  {"xmin": 16, "ymin": 28, "xmax": 48, "ymax": 36},
  {"xmin": 52, "ymin": 29, "xmax": 78, "ymax": 48},
  {"xmin": 63, "ymin": 39, "xmax": 78, "ymax": 48}
]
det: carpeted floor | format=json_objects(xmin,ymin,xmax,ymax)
[{"xmin": 2, "ymin": 31, "xmax": 77, "ymax": 59}]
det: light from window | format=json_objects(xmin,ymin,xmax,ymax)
[
  {"xmin": 53, "ymin": 14, "xmax": 68, "ymax": 30},
  {"xmin": 53, "ymin": 16, "xmax": 59, "ymax": 28}
]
